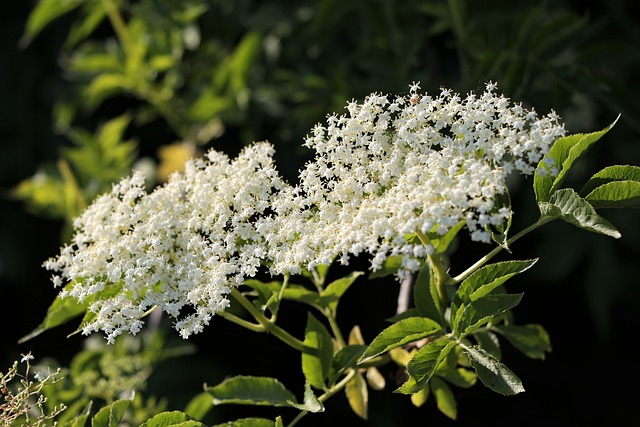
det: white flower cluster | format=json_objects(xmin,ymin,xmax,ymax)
[
  {"xmin": 44, "ymin": 143, "xmax": 286, "ymax": 342},
  {"xmin": 44, "ymin": 82, "xmax": 565, "ymax": 341},
  {"xmin": 260, "ymin": 82, "xmax": 565, "ymax": 274}
]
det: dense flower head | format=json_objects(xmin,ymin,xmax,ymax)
[
  {"xmin": 44, "ymin": 142, "xmax": 286, "ymax": 342},
  {"xmin": 44, "ymin": 82, "xmax": 566, "ymax": 341},
  {"xmin": 261, "ymin": 82, "xmax": 565, "ymax": 274}
]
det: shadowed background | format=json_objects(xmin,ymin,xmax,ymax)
[{"xmin": 1, "ymin": 1, "xmax": 639, "ymax": 426}]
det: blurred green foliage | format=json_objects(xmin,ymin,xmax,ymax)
[{"xmin": 2, "ymin": 0, "xmax": 640, "ymax": 425}]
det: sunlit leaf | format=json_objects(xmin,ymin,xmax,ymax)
[
  {"xmin": 584, "ymin": 181, "xmax": 640, "ymax": 209},
  {"xmin": 18, "ymin": 283, "xmax": 87, "ymax": 343},
  {"xmin": 453, "ymin": 293, "xmax": 523, "ymax": 337},
  {"xmin": 212, "ymin": 418, "xmax": 275, "ymax": 427},
  {"xmin": 91, "ymin": 399, "xmax": 131, "ymax": 427},
  {"xmin": 534, "ymin": 116, "xmax": 619, "ymax": 203},
  {"xmin": 302, "ymin": 313, "xmax": 333, "ymax": 389},
  {"xmin": 580, "ymin": 165, "xmax": 640, "ymax": 196},
  {"xmin": 437, "ymin": 368, "xmax": 477, "ymax": 389},
  {"xmin": 397, "ymin": 339, "xmax": 456, "ymax": 394},
  {"xmin": 413, "ymin": 264, "xmax": 445, "ymax": 325},
  {"xmin": 410, "ymin": 385, "xmax": 429, "ymax": 407},
  {"xmin": 431, "ymin": 220, "xmax": 466, "ymax": 254},
  {"xmin": 539, "ymin": 188, "xmax": 621, "ymax": 238},
  {"xmin": 345, "ymin": 373, "xmax": 368, "ymax": 420},
  {"xmin": 20, "ymin": 0, "xmax": 83, "ymax": 47},
  {"xmin": 183, "ymin": 392, "xmax": 214, "ymax": 421},
  {"xmin": 140, "ymin": 410, "xmax": 205, "ymax": 427},
  {"xmin": 366, "ymin": 366, "xmax": 386, "ymax": 391},
  {"xmin": 455, "ymin": 259, "xmax": 537, "ymax": 304},
  {"xmin": 431, "ymin": 377, "xmax": 457, "ymax": 420},
  {"xmin": 359, "ymin": 317, "xmax": 444, "ymax": 363}
]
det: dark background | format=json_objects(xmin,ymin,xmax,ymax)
[{"xmin": 2, "ymin": 1, "xmax": 640, "ymax": 426}]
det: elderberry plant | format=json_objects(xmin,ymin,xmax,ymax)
[{"xmin": 23, "ymin": 83, "xmax": 639, "ymax": 426}]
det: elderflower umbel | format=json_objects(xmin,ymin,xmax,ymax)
[
  {"xmin": 44, "ymin": 143, "xmax": 287, "ymax": 342},
  {"xmin": 261, "ymin": 82, "xmax": 565, "ymax": 275},
  {"xmin": 44, "ymin": 82, "xmax": 566, "ymax": 341}
]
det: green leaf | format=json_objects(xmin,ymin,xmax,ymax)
[
  {"xmin": 539, "ymin": 188, "xmax": 621, "ymax": 238},
  {"xmin": 91, "ymin": 399, "xmax": 131, "ymax": 427},
  {"xmin": 473, "ymin": 330, "xmax": 502, "ymax": 359},
  {"xmin": 461, "ymin": 344, "xmax": 524, "ymax": 395},
  {"xmin": 59, "ymin": 413, "xmax": 89, "ymax": 427},
  {"xmin": 183, "ymin": 392, "xmax": 214, "ymax": 421},
  {"xmin": 453, "ymin": 293, "xmax": 523, "ymax": 337},
  {"xmin": 20, "ymin": 0, "xmax": 83, "ymax": 47},
  {"xmin": 289, "ymin": 382, "xmax": 324, "ymax": 413},
  {"xmin": 302, "ymin": 313, "xmax": 334, "ymax": 389},
  {"xmin": 493, "ymin": 324, "xmax": 552, "ymax": 360},
  {"xmin": 430, "ymin": 377, "xmax": 457, "ymax": 420},
  {"xmin": 584, "ymin": 181, "xmax": 640, "ymax": 208},
  {"xmin": 212, "ymin": 419, "xmax": 275, "ymax": 427},
  {"xmin": 84, "ymin": 73, "xmax": 131, "ymax": 108},
  {"xmin": 205, "ymin": 376, "xmax": 296, "ymax": 407},
  {"xmin": 243, "ymin": 280, "xmax": 321, "ymax": 309},
  {"xmin": 140, "ymin": 410, "xmax": 205, "ymax": 427},
  {"xmin": 534, "ymin": 116, "xmax": 619, "ymax": 203},
  {"xmin": 18, "ymin": 283, "xmax": 87, "ymax": 343},
  {"xmin": 431, "ymin": 220, "xmax": 466, "ymax": 254},
  {"xmin": 455, "ymin": 259, "xmax": 537, "ymax": 304},
  {"xmin": 413, "ymin": 264, "xmax": 444, "ymax": 325},
  {"xmin": 188, "ymin": 92, "xmax": 235, "ymax": 122},
  {"xmin": 397, "ymin": 340, "xmax": 457, "ymax": 394},
  {"xmin": 359, "ymin": 317, "xmax": 444, "ymax": 364},
  {"xmin": 410, "ymin": 386, "xmax": 430, "ymax": 407},
  {"xmin": 580, "ymin": 165, "xmax": 640, "ymax": 196},
  {"xmin": 345, "ymin": 373, "xmax": 368, "ymax": 420},
  {"xmin": 226, "ymin": 31, "xmax": 262, "ymax": 93},
  {"xmin": 320, "ymin": 271, "xmax": 363, "ymax": 312},
  {"xmin": 64, "ymin": 2, "xmax": 108, "ymax": 50},
  {"xmin": 437, "ymin": 368, "xmax": 477, "ymax": 389},
  {"xmin": 331, "ymin": 345, "xmax": 367, "ymax": 381}
]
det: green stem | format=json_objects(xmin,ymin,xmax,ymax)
[
  {"xmin": 450, "ymin": 218, "xmax": 551, "ymax": 284},
  {"xmin": 229, "ymin": 287, "xmax": 310, "ymax": 353},
  {"xmin": 216, "ymin": 310, "xmax": 264, "ymax": 332},
  {"xmin": 325, "ymin": 311, "xmax": 346, "ymax": 349},
  {"xmin": 287, "ymin": 369, "xmax": 358, "ymax": 427},
  {"xmin": 102, "ymin": 0, "xmax": 133, "ymax": 56},
  {"xmin": 269, "ymin": 273, "xmax": 290, "ymax": 322}
]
